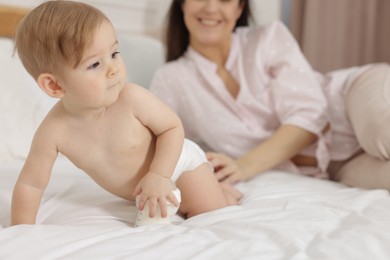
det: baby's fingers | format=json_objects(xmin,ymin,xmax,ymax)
[
  {"xmin": 136, "ymin": 195, "xmax": 148, "ymax": 211},
  {"xmin": 148, "ymin": 197, "xmax": 158, "ymax": 218},
  {"xmin": 158, "ymin": 197, "xmax": 168, "ymax": 218}
]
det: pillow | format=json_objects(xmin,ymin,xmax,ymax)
[
  {"xmin": 0, "ymin": 38, "xmax": 55, "ymax": 162},
  {"xmin": 117, "ymin": 33, "xmax": 165, "ymax": 88}
]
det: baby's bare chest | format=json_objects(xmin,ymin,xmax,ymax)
[{"xmin": 60, "ymin": 116, "xmax": 154, "ymax": 176}]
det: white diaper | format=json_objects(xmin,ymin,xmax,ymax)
[
  {"xmin": 170, "ymin": 138, "xmax": 211, "ymax": 182},
  {"xmin": 134, "ymin": 139, "xmax": 210, "ymax": 227},
  {"xmin": 134, "ymin": 188, "xmax": 181, "ymax": 227}
]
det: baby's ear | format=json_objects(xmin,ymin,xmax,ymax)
[{"xmin": 37, "ymin": 73, "xmax": 64, "ymax": 98}]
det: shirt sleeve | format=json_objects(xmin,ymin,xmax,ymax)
[{"xmin": 263, "ymin": 21, "xmax": 329, "ymax": 136}]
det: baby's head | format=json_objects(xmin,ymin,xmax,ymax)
[{"xmin": 15, "ymin": 0, "xmax": 110, "ymax": 80}]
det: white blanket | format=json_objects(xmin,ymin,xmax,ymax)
[{"xmin": 1, "ymin": 158, "xmax": 390, "ymax": 259}]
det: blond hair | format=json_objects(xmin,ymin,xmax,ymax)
[{"xmin": 15, "ymin": 0, "xmax": 109, "ymax": 80}]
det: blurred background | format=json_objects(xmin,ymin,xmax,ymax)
[
  {"xmin": 288, "ymin": 0, "xmax": 390, "ymax": 73},
  {"xmin": 1, "ymin": 0, "xmax": 389, "ymax": 73}
]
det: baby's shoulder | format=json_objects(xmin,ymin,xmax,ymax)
[
  {"xmin": 32, "ymin": 102, "xmax": 67, "ymax": 145},
  {"xmin": 117, "ymin": 83, "xmax": 156, "ymax": 112},
  {"xmin": 119, "ymin": 82, "xmax": 149, "ymax": 101},
  {"xmin": 38, "ymin": 103, "xmax": 66, "ymax": 129}
]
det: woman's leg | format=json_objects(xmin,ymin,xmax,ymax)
[
  {"xmin": 176, "ymin": 163, "xmax": 241, "ymax": 218},
  {"xmin": 335, "ymin": 65, "xmax": 390, "ymax": 189},
  {"xmin": 335, "ymin": 153, "xmax": 390, "ymax": 189}
]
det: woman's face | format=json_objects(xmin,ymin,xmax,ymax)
[{"xmin": 182, "ymin": 0, "xmax": 244, "ymax": 49}]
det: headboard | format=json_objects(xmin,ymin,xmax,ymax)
[{"xmin": 0, "ymin": 5, "xmax": 30, "ymax": 38}]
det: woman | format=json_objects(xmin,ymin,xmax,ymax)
[{"xmin": 150, "ymin": 0, "xmax": 390, "ymax": 189}]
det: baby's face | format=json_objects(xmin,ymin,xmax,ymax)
[{"xmin": 56, "ymin": 20, "xmax": 127, "ymax": 110}]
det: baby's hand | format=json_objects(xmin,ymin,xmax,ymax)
[{"xmin": 132, "ymin": 172, "xmax": 179, "ymax": 218}]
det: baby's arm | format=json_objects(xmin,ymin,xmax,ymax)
[
  {"xmin": 11, "ymin": 125, "xmax": 57, "ymax": 225},
  {"xmin": 127, "ymin": 85, "xmax": 183, "ymax": 217}
]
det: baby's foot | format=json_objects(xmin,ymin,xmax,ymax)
[
  {"xmin": 220, "ymin": 182, "xmax": 243, "ymax": 205},
  {"xmin": 134, "ymin": 188, "xmax": 181, "ymax": 227}
]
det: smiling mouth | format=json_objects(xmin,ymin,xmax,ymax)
[{"xmin": 199, "ymin": 18, "xmax": 220, "ymax": 26}]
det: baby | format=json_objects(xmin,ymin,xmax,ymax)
[{"xmin": 11, "ymin": 0, "xmax": 242, "ymax": 227}]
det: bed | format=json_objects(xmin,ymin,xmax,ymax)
[{"xmin": 2, "ymin": 2, "xmax": 390, "ymax": 260}]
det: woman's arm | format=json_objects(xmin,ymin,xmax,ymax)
[{"xmin": 207, "ymin": 124, "xmax": 318, "ymax": 184}]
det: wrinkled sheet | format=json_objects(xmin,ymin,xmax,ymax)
[{"xmin": 1, "ymin": 158, "xmax": 390, "ymax": 260}]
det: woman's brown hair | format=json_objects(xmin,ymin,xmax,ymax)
[{"xmin": 165, "ymin": 0, "xmax": 251, "ymax": 62}]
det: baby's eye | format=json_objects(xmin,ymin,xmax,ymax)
[
  {"xmin": 112, "ymin": 51, "xmax": 120, "ymax": 59},
  {"xmin": 87, "ymin": 62, "xmax": 100, "ymax": 70}
]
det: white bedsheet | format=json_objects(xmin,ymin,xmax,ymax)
[{"xmin": 1, "ymin": 158, "xmax": 390, "ymax": 260}]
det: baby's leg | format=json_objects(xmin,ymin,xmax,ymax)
[{"xmin": 176, "ymin": 163, "xmax": 240, "ymax": 218}]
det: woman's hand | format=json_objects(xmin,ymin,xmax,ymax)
[
  {"xmin": 206, "ymin": 152, "xmax": 248, "ymax": 184},
  {"xmin": 132, "ymin": 172, "xmax": 179, "ymax": 218},
  {"xmin": 206, "ymin": 125, "xmax": 322, "ymax": 185}
]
